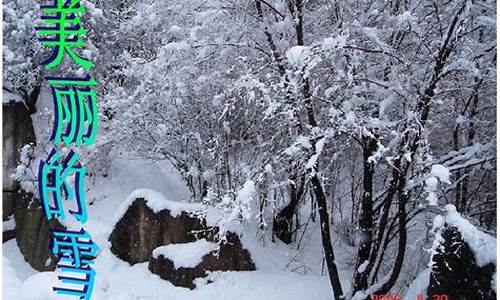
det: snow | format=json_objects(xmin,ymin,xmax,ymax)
[
  {"xmin": 161, "ymin": 41, "xmax": 191, "ymax": 54},
  {"xmin": 351, "ymin": 274, "xmax": 390, "ymax": 300},
  {"xmin": 492, "ymin": 272, "xmax": 497, "ymax": 293},
  {"xmin": 425, "ymin": 164, "xmax": 451, "ymax": 206},
  {"xmin": 2, "ymin": 256, "xmax": 23, "ymax": 300},
  {"xmin": 443, "ymin": 58, "xmax": 480, "ymax": 77},
  {"xmin": 321, "ymin": 34, "xmax": 347, "ymax": 52},
  {"xmin": 152, "ymin": 239, "xmax": 220, "ymax": 269},
  {"xmin": 477, "ymin": 16, "xmax": 496, "ymax": 27},
  {"xmin": 3, "ymin": 240, "xmax": 37, "ymax": 281},
  {"xmin": 3, "ymin": 151, "xmax": 345, "ymax": 299},
  {"xmin": 286, "ymin": 46, "xmax": 312, "ymax": 68},
  {"xmin": 395, "ymin": 11, "xmax": 414, "ymax": 25},
  {"xmin": 4, "ymin": 236, "xmax": 338, "ymax": 300},
  {"xmin": 296, "ymin": 136, "xmax": 312, "ymax": 149},
  {"xmin": 425, "ymin": 176, "xmax": 439, "ymax": 206},
  {"xmin": 81, "ymin": 0, "xmax": 103, "ymax": 18},
  {"xmin": 362, "ymin": 27, "xmax": 391, "ymax": 53},
  {"xmin": 232, "ymin": 180, "xmax": 256, "ymax": 221},
  {"xmin": 284, "ymin": 136, "xmax": 315, "ymax": 156},
  {"xmin": 305, "ymin": 138, "xmax": 326, "ymax": 171},
  {"xmin": 344, "ymin": 111, "xmax": 356, "ymax": 125},
  {"xmin": 284, "ymin": 144, "xmax": 300, "ymax": 156},
  {"xmin": 357, "ymin": 260, "xmax": 368, "ymax": 273},
  {"xmin": 403, "ymin": 152, "xmax": 412, "ymax": 162},
  {"xmin": 2, "ymin": 155, "xmax": 351, "ymax": 300},
  {"xmin": 439, "ymin": 143, "xmax": 493, "ymax": 171},
  {"xmin": 2, "ymin": 90, "xmax": 24, "ymax": 104},
  {"xmin": 432, "ymin": 214, "xmax": 444, "ymax": 229},
  {"xmin": 430, "ymin": 164, "xmax": 451, "ymax": 184},
  {"xmin": 455, "ymin": 114, "xmax": 467, "ymax": 124},
  {"xmin": 424, "ymin": 206, "xmax": 497, "ymax": 297},
  {"xmin": 168, "ymin": 25, "xmax": 184, "ymax": 36},
  {"xmin": 112, "ymin": 188, "xmax": 204, "ymax": 226},
  {"xmin": 403, "ymin": 268, "xmax": 430, "ymax": 300},
  {"xmin": 443, "ymin": 204, "xmax": 496, "ymax": 267},
  {"xmin": 105, "ymin": 265, "xmax": 333, "ymax": 300},
  {"xmin": 193, "ymin": 271, "xmax": 332, "ymax": 300},
  {"xmin": 3, "ymin": 217, "xmax": 15, "ymax": 231},
  {"xmin": 379, "ymin": 97, "xmax": 393, "ymax": 116},
  {"xmin": 19, "ymin": 272, "xmax": 74, "ymax": 300},
  {"xmin": 3, "ymin": 0, "xmax": 495, "ymax": 298},
  {"xmin": 367, "ymin": 141, "xmax": 388, "ymax": 164}
]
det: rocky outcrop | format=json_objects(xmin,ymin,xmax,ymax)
[
  {"xmin": 109, "ymin": 195, "xmax": 255, "ymax": 288},
  {"xmin": 13, "ymin": 191, "xmax": 64, "ymax": 271},
  {"xmin": 3, "ymin": 89, "xmax": 62, "ymax": 271},
  {"xmin": 149, "ymin": 233, "xmax": 255, "ymax": 289},
  {"xmin": 109, "ymin": 198, "xmax": 213, "ymax": 264},
  {"xmin": 3, "ymin": 229, "xmax": 16, "ymax": 243},
  {"xmin": 428, "ymin": 225, "xmax": 496, "ymax": 300},
  {"xmin": 3, "ymin": 99, "xmax": 36, "ymax": 220}
]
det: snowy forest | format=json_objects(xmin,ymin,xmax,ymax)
[{"xmin": 2, "ymin": 0, "xmax": 497, "ymax": 299}]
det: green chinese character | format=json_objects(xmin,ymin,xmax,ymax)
[{"xmin": 36, "ymin": 0, "xmax": 93, "ymax": 69}]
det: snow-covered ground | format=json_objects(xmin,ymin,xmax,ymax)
[{"xmin": 2, "ymin": 157, "xmax": 354, "ymax": 300}]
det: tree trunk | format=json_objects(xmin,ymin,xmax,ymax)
[
  {"xmin": 352, "ymin": 136, "xmax": 377, "ymax": 293},
  {"xmin": 311, "ymin": 173, "xmax": 344, "ymax": 300},
  {"xmin": 273, "ymin": 171, "xmax": 305, "ymax": 243}
]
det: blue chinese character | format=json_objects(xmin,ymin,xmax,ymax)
[
  {"xmin": 51, "ymin": 229, "xmax": 98, "ymax": 300},
  {"xmin": 51, "ymin": 228, "xmax": 99, "ymax": 267},
  {"xmin": 47, "ymin": 76, "xmax": 99, "ymax": 146},
  {"xmin": 54, "ymin": 265, "xmax": 96, "ymax": 300},
  {"xmin": 38, "ymin": 149, "xmax": 88, "ymax": 223}
]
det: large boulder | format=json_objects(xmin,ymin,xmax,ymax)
[
  {"xmin": 3, "ymin": 215, "xmax": 16, "ymax": 243},
  {"xmin": 109, "ymin": 190, "xmax": 256, "ymax": 288},
  {"xmin": 148, "ymin": 234, "xmax": 255, "ymax": 289},
  {"xmin": 109, "ymin": 197, "xmax": 212, "ymax": 264},
  {"xmin": 2, "ymin": 99, "xmax": 36, "ymax": 220},
  {"xmin": 3, "ymin": 229, "xmax": 16, "ymax": 243},
  {"xmin": 428, "ymin": 225, "xmax": 496, "ymax": 300},
  {"xmin": 14, "ymin": 191, "xmax": 65, "ymax": 271},
  {"xmin": 3, "ymin": 91, "xmax": 61, "ymax": 271}
]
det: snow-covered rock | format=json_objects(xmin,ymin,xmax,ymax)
[
  {"xmin": 109, "ymin": 193, "xmax": 209, "ymax": 265},
  {"xmin": 152, "ymin": 239, "xmax": 219, "ymax": 269},
  {"xmin": 111, "ymin": 188, "xmax": 204, "ymax": 224},
  {"xmin": 442, "ymin": 204, "xmax": 496, "ymax": 267},
  {"xmin": 13, "ymin": 191, "xmax": 64, "ymax": 271},
  {"xmin": 149, "ymin": 233, "xmax": 255, "ymax": 289},
  {"xmin": 3, "ymin": 215, "xmax": 16, "ymax": 243},
  {"xmin": 3, "ymin": 100, "xmax": 36, "ymax": 219},
  {"xmin": 109, "ymin": 189, "xmax": 254, "ymax": 268},
  {"xmin": 110, "ymin": 189, "xmax": 255, "ymax": 288},
  {"xmin": 427, "ymin": 205, "xmax": 496, "ymax": 299}
]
